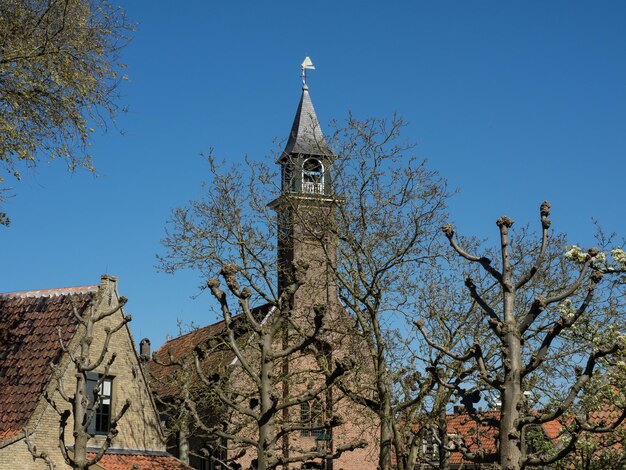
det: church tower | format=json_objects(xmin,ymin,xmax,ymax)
[{"xmin": 268, "ymin": 62, "xmax": 339, "ymax": 317}]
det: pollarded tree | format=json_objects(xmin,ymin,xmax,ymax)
[
  {"xmin": 417, "ymin": 202, "xmax": 626, "ymax": 469},
  {"xmin": 25, "ymin": 293, "xmax": 132, "ymax": 470},
  {"xmin": 202, "ymin": 264, "xmax": 363, "ymax": 470},
  {"xmin": 158, "ymin": 155, "xmax": 366, "ymax": 470},
  {"xmin": 406, "ymin": 242, "xmax": 499, "ymax": 470},
  {"xmin": 160, "ymin": 111, "xmax": 456, "ymax": 470},
  {"xmin": 0, "ymin": 0, "xmax": 133, "ymax": 225},
  {"xmin": 294, "ymin": 114, "xmax": 456, "ymax": 470}
]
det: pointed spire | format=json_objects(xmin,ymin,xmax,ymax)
[{"xmin": 283, "ymin": 84, "xmax": 334, "ymax": 158}]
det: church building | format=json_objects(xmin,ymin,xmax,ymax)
[{"xmin": 150, "ymin": 61, "xmax": 379, "ymax": 470}]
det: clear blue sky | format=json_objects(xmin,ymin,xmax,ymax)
[{"xmin": 2, "ymin": 1, "xmax": 625, "ymax": 349}]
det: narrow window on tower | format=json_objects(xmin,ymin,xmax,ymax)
[
  {"xmin": 277, "ymin": 208, "xmax": 292, "ymax": 242},
  {"xmin": 283, "ymin": 160, "xmax": 296, "ymax": 192},
  {"xmin": 302, "ymin": 158, "xmax": 324, "ymax": 194}
]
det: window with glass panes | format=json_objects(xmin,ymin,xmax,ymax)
[
  {"xmin": 300, "ymin": 399, "xmax": 324, "ymax": 437},
  {"xmin": 86, "ymin": 373, "xmax": 113, "ymax": 434}
]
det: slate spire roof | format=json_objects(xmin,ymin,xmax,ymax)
[{"xmin": 282, "ymin": 84, "xmax": 334, "ymax": 158}]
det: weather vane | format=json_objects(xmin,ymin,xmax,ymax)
[{"xmin": 301, "ymin": 56, "xmax": 315, "ymax": 86}]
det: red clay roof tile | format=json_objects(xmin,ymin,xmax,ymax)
[
  {"xmin": 420, "ymin": 410, "xmax": 562, "ymax": 465},
  {"xmin": 149, "ymin": 305, "xmax": 270, "ymax": 399},
  {"xmin": 91, "ymin": 452, "xmax": 192, "ymax": 469},
  {"xmin": 0, "ymin": 287, "xmax": 97, "ymax": 440}
]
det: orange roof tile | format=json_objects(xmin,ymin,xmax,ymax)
[
  {"xmin": 91, "ymin": 452, "xmax": 192, "ymax": 469},
  {"xmin": 0, "ymin": 287, "xmax": 96, "ymax": 441},
  {"xmin": 418, "ymin": 410, "xmax": 562, "ymax": 465},
  {"xmin": 149, "ymin": 305, "xmax": 270, "ymax": 399}
]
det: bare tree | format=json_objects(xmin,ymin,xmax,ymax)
[
  {"xmin": 406, "ymin": 243, "xmax": 499, "ymax": 470},
  {"xmin": 26, "ymin": 295, "xmax": 131, "ymax": 470},
  {"xmin": 159, "ymin": 154, "xmax": 366, "ymax": 469},
  {"xmin": 303, "ymin": 114, "xmax": 452, "ymax": 470},
  {"xmin": 0, "ymin": 0, "xmax": 133, "ymax": 225},
  {"xmin": 202, "ymin": 265, "xmax": 363, "ymax": 469},
  {"xmin": 159, "ymin": 113, "xmax": 454, "ymax": 470},
  {"xmin": 417, "ymin": 201, "xmax": 626, "ymax": 469}
]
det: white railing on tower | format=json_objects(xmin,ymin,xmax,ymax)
[{"xmin": 302, "ymin": 182, "xmax": 324, "ymax": 194}]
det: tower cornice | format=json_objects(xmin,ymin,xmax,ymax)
[{"xmin": 267, "ymin": 193, "xmax": 341, "ymax": 211}]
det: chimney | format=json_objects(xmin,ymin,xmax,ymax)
[
  {"xmin": 140, "ymin": 338, "xmax": 151, "ymax": 362},
  {"xmin": 99, "ymin": 274, "xmax": 118, "ymax": 306}
]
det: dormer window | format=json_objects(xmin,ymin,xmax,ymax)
[{"xmin": 302, "ymin": 158, "xmax": 324, "ymax": 194}]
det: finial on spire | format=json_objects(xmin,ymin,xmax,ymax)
[{"xmin": 301, "ymin": 56, "xmax": 315, "ymax": 88}]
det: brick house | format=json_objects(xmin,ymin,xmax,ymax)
[
  {"xmin": 0, "ymin": 275, "xmax": 190, "ymax": 469},
  {"xmin": 149, "ymin": 78, "xmax": 379, "ymax": 469},
  {"xmin": 149, "ymin": 314, "xmax": 247, "ymax": 469},
  {"xmin": 566, "ymin": 405, "xmax": 626, "ymax": 466},
  {"xmin": 416, "ymin": 410, "xmax": 563, "ymax": 469}
]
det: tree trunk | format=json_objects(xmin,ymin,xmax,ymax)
[
  {"xmin": 179, "ymin": 363, "xmax": 191, "ymax": 464},
  {"xmin": 499, "ymin": 219, "xmax": 523, "ymax": 470},
  {"xmin": 282, "ymin": 325, "xmax": 290, "ymax": 470},
  {"xmin": 378, "ymin": 399, "xmax": 393, "ymax": 470},
  {"xmin": 73, "ymin": 371, "xmax": 89, "ymax": 470},
  {"xmin": 438, "ymin": 407, "xmax": 450, "ymax": 470},
  {"xmin": 178, "ymin": 412, "xmax": 190, "ymax": 464},
  {"xmin": 499, "ymin": 332, "xmax": 523, "ymax": 470},
  {"xmin": 258, "ymin": 335, "xmax": 275, "ymax": 470}
]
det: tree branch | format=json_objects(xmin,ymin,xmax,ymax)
[
  {"xmin": 25, "ymin": 428, "xmax": 56, "ymax": 470},
  {"xmin": 515, "ymin": 201, "xmax": 551, "ymax": 290},
  {"xmin": 522, "ymin": 342, "xmax": 622, "ymax": 426},
  {"xmin": 523, "ymin": 272, "xmax": 602, "ymax": 377},
  {"xmin": 442, "ymin": 224, "xmax": 503, "ymax": 283},
  {"xmin": 519, "ymin": 257, "xmax": 595, "ymax": 333}
]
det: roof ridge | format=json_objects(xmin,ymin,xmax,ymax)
[
  {"xmin": 155, "ymin": 317, "xmax": 227, "ymax": 351},
  {"xmin": 84, "ymin": 447, "xmax": 172, "ymax": 456},
  {"xmin": 0, "ymin": 285, "xmax": 98, "ymax": 298},
  {"xmin": 155, "ymin": 301, "xmax": 274, "ymax": 351}
]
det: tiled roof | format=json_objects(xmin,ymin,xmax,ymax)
[
  {"xmin": 541, "ymin": 418, "xmax": 563, "ymax": 442},
  {"xmin": 90, "ymin": 451, "xmax": 192, "ymax": 469},
  {"xmin": 588, "ymin": 407, "xmax": 625, "ymax": 426},
  {"xmin": 581, "ymin": 406, "xmax": 626, "ymax": 451},
  {"xmin": 432, "ymin": 411, "xmax": 562, "ymax": 465},
  {"xmin": 149, "ymin": 305, "xmax": 271, "ymax": 399},
  {"xmin": 447, "ymin": 411, "xmax": 500, "ymax": 464},
  {"xmin": 444, "ymin": 406, "xmax": 626, "ymax": 464},
  {"xmin": 1, "ymin": 285, "xmax": 98, "ymax": 298},
  {"xmin": 0, "ymin": 286, "xmax": 97, "ymax": 440},
  {"xmin": 149, "ymin": 318, "xmax": 235, "ymax": 398}
]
